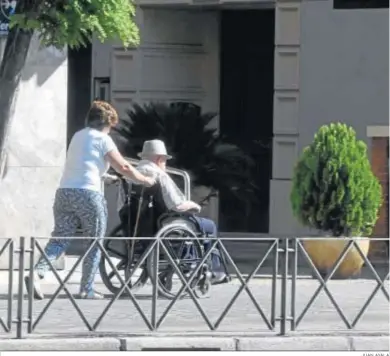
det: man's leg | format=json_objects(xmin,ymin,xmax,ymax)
[
  {"xmin": 195, "ymin": 217, "xmax": 216, "ymax": 251},
  {"xmin": 193, "ymin": 217, "xmax": 229, "ymax": 284}
]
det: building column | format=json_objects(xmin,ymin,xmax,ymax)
[
  {"xmin": 270, "ymin": 0, "xmax": 302, "ymax": 235},
  {"xmin": 367, "ymin": 126, "xmax": 389, "ymax": 262},
  {"xmin": 0, "ymin": 35, "xmax": 67, "ymax": 269}
]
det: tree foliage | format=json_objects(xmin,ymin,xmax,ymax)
[
  {"xmin": 290, "ymin": 123, "xmax": 382, "ymax": 237},
  {"xmin": 112, "ymin": 102, "xmax": 257, "ymax": 206},
  {"xmin": 10, "ymin": 0, "xmax": 139, "ymax": 48},
  {"xmin": 0, "ymin": 0, "xmax": 139, "ymax": 176}
]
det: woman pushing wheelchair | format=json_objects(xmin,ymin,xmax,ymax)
[{"xmin": 117, "ymin": 139, "xmax": 231, "ymax": 286}]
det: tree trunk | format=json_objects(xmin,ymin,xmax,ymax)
[{"xmin": 0, "ymin": 26, "xmax": 34, "ymax": 171}]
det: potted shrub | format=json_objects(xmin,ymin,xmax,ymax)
[{"xmin": 290, "ymin": 123, "xmax": 382, "ymax": 278}]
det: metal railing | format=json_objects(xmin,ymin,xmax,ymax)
[
  {"xmin": 0, "ymin": 236, "xmax": 388, "ymax": 338},
  {"xmin": 0, "ymin": 239, "xmax": 14, "ymax": 335},
  {"xmin": 291, "ymin": 237, "xmax": 390, "ymax": 333}
]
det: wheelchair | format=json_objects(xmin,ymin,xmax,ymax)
[{"xmin": 99, "ymin": 159, "xmax": 224, "ymax": 299}]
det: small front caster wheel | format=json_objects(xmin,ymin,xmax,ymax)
[{"xmin": 194, "ymin": 278, "xmax": 211, "ymax": 299}]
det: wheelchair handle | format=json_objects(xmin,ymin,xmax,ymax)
[{"xmin": 102, "ymin": 173, "xmax": 120, "ymax": 184}]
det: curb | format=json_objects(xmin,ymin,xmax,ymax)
[
  {"xmin": 1, "ymin": 336, "xmax": 389, "ymax": 351},
  {"xmin": 0, "ymin": 338, "xmax": 121, "ymax": 351}
]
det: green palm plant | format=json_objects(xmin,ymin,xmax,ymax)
[{"xmin": 112, "ymin": 102, "xmax": 257, "ymax": 206}]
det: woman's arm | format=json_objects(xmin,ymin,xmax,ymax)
[{"xmin": 105, "ymin": 150, "xmax": 155, "ymax": 186}]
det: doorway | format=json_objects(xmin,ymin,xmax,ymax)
[{"xmin": 219, "ymin": 10, "xmax": 275, "ymax": 233}]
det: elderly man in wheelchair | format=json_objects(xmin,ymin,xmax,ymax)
[{"xmin": 100, "ymin": 139, "xmax": 230, "ymax": 299}]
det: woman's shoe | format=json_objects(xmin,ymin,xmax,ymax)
[
  {"xmin": 24, "ymin": 273, "xmax": 44, "ymax": 300},
  {"xmin": 79, "ymin": 290, "xmax": 105, "ymax": 300}
]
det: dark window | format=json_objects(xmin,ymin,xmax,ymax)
[
  {"xmin": 94, "ymin": 77, "xmax": 111, "ymax": 101},
  {"xmin": 334, "ymin": 0, "xmax": 388, "ymax": 9}
]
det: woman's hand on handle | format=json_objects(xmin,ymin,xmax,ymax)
[
  {"xmin": 105, "ymin": 149, "xmax": 154, "ymax": 185},
  {"xmin": 102, "ymin": 173, "xmax": 120, "ymax": 184}
]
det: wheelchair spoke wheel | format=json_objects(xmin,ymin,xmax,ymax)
[
  {"xmin": 147, "ymin": 222, "xmax": 205, "ymax": 300},
  {"xmin": 99, "ymin": 225, "xmax": 148, "ymax": 295}
]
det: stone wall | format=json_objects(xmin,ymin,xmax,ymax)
[{"xmin": 0, "ymin": 35, "xmax": 67, "ymax": 269}]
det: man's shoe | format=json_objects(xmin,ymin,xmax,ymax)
[
  {"xmin": 79, "ymin": 290, "xmax": 105, "ymax": 300},
  {"xmin": 211, "ymin": 272, "xmax": 229, "ymax": 285},
  {"xmin": 24, "ymin": 273, "xmax": 44, "ymax": 300}
]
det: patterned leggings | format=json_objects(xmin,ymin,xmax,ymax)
[{"xmin": 35, "ymin": 188, "xmax": 107, "ymax": 293}]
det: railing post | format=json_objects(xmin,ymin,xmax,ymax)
[
  {"xmin": 270, "ymin": 239, "xmax": 279, "ymax": 328},
  {"xmin": 291, "ymin": 238, "xmax": 297, "ymax": 331},
  {"xmin": 151, "ymin": 238, "xmax": 159, "ymax": 330},
  {"xmin": 27, "ymin": 237, "xmax": 35, "ymax": 333},
  {"xmin": 279, "ymin": 238, "xmax": 289, "ymax": 335},
  {"xmin": 16, "ymin": 236, "xmax": 25, "ymax": 338},
  {"xmin": 7, "ymin": 240, "xmax": 14, "ymax": 331}
]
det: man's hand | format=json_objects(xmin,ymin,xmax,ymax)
[
  {"xmin": 176, "ymin": 201, "xmax": 201, "ymax": 213},
  {"xmin": 190, "ymin": 202, "xmax": 201, "ymax": 213}
]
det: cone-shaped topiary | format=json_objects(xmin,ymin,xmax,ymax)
[{"xmin": 290, "ymin": 123, "xmax": 382, "ymax": 237}]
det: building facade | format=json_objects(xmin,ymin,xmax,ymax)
[
  {"xmin": 0, "ymin": 0, "xmax": 388, "ymax": 268},
  {"xmin": 90, "ymin": 0, "xmax": 389, "ymax": 255}
]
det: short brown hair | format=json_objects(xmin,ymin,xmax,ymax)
[{"xmin": 85, "ymin": 100, "xmax": 119, "ymax": 129}]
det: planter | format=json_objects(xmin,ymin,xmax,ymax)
[{"xmin": 302, "ymin": 238, "xmax": 370, "ymax": 279}]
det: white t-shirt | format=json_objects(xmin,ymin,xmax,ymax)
[{"xmin": 60, "ymin": 127, "xmax": 117, "ymax": 192}]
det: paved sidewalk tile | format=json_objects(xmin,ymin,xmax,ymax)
[
  {"xmin": 0, "ymin": 338, "xmax": 121, "ymax": 351},
  {"xmin": 351, "ymin": 336, "xmax": 390, "ymax": 351},
  {"xmin": 124, "ymin": 337, "xmax": 236, "ymax": 350},
  {"xmin": 237, "ymin": 336, "xmax": 351, "ymax": 351}
]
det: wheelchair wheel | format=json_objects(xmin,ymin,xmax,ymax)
[
  {"xmin": 146, "ymin": 222, "xmax": 205, "ymax": 300},
  {"xmin": 99, "ymin": 225, "xmax": 149, "ymax": 295}
]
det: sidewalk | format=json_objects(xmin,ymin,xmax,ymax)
[{"xmin": 0, "ymin": 257, "xmax": 388, "ymax": 351}]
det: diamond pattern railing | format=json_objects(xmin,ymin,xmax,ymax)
[
  {"xmin": 30, "ymin": 238, "xmax": 99, "ymax": 332},
  {"xmin": 93, "ymin": 239, "xmax": 158, "ymax": 331},
  {"xmin": 295, "ymin": 239, "xmax": 355, "ymax": 329},
  {"xmin": 29, "ymin": 237, "xmax": 160, "ymax": 333},
  {"xmin": 156, "ymin": 239, "xmax": 218, "ymax": 330},
  {"xmin": 0, "ymin": 235, "xmax": 389, "ymax": 338},
  {"xmin": 292, "ymin": 237, "xmax": 390, "ymax": 331},
  {"xmin": 0, "ymin": 239, "xmax": 13, "ymax": 334},
  {"xmin": 214, "ymin": 240, "xmax": 277, "ymax": 330}
]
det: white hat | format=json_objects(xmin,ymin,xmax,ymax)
[{"xmin": 138, "ymin": 139, "xmax": 172, "ymax": 160}]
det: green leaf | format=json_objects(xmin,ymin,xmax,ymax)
[{"xmin": 9, "ymin": 0, "xmax": 139, "ymax": 49}]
